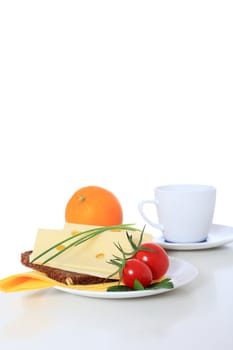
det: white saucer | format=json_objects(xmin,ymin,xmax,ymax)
[{"xmin": 153, "ymin": 224, "xmax": 233, "ymax": 250}]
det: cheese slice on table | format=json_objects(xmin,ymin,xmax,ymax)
[{"xmin": 30, "ymin": 224, "xmax": 152, "ymax": 279}]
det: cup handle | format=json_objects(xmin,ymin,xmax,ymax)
[{"xmin": 138, "ymin": 199, "xmax": 164, "ymax": 231}]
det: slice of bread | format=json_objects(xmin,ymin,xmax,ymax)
[{"xmin": 21, "ymin": 251, "xmax": 116, "ymax": 285}]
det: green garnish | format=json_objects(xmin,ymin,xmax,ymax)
[
  {"xmin": 133, "ymin": 279, "xmax": 145, "ymax": 290},
  {"xmin": 107, "ymin": 278, "xmax": 174, "ymax": 292},
  {"xmin": 106, "ymin": 226, "xmax": 157, "ymax": 281},
  {"xmin": 31, "ymin": 224, "xmax": 140, "ymax": 265}
]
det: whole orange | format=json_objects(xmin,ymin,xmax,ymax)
[{"xmin": 65, "ymin": 186, "xmax": 123, "ymax": 226}]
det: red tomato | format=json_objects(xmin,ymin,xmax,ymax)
[
  {"xmin": 134, "ymin": 243, "xmax": 169, "ymax": 280},
  {"xmin": 122, "ymin": 259, "xmax": 153, "ymax": 289}
]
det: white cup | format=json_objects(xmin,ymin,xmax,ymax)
[{"xmin": 138, "ymin": 184, "xmax": 216, "ymax": 243}]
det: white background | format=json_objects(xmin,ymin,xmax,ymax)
[{"xmin": 0, "ymin": 1, "xmax": 233, "ymax": 277}]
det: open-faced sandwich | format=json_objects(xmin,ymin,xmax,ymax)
[{"xmin": 21, "ymin": 223, "xmax": 153, "ymax": 286}]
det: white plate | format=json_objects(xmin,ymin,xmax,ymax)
[
  {"xmin": 54, "ymin": 257, "xmax": 198, "ymax": 299},
  {"xmin": 154, "ymin": 224, "xmax": 233, "ymax": 250}
]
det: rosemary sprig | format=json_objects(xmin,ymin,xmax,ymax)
[
  {"xmin": 31, "ymin": 224, "xmax": 140, "ymax": 265},
  {"xmin": 106, "ymin": 225, "xmax": 158, "ymax": 281}
]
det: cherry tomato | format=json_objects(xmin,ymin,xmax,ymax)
[
  {"xmin": 134, "ymin": 243, "xmax": 169, "ymax": 280},
  {"xmin": 122, "ymin": 258, "xmax": 153, "ymax": 289}
]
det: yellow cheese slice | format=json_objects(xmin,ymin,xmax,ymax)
[{"xmin": 30, "ymin": 224, "xmax": 152, "ymax": 279}]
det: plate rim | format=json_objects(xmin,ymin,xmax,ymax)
[{"xmin": 54, "ymin": 257, "xmax": 199, "ymax": 299}]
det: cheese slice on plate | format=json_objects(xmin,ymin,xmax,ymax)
[{"xmin": 30, "ymin": 224, "xmax": 152, "ymax": 279}]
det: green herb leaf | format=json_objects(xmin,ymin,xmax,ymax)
[
  {"xmin": 133, "ymin": 279, "xmax": 145, "ymax": 290},
  {"xmin": 145, "ymin": 278, "xmax": 174, "ymax": 290},
  {"xmin": 106, "ymin": 278, "xmax": 174, "ymax": 292},
  {"xmin": 107, "ymin": 285, "xmax": 133, "ymax": 292}
]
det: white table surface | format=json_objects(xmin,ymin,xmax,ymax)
[{"xmin": 0, "ymin": 243, "xmax": 233, "ymax": 350}]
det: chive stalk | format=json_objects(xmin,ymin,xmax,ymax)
[{"xmin": 31, "ymin": 224, "xmax": 139, "ymax": 265}]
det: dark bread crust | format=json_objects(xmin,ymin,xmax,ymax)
[{"xmin": 21, "ymin": 250, "xmax": 115, "ymax": 285}]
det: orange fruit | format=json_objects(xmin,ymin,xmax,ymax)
[{"xmin": 65, "ymin": 186, "xmax": 123, "ymax": 226}]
